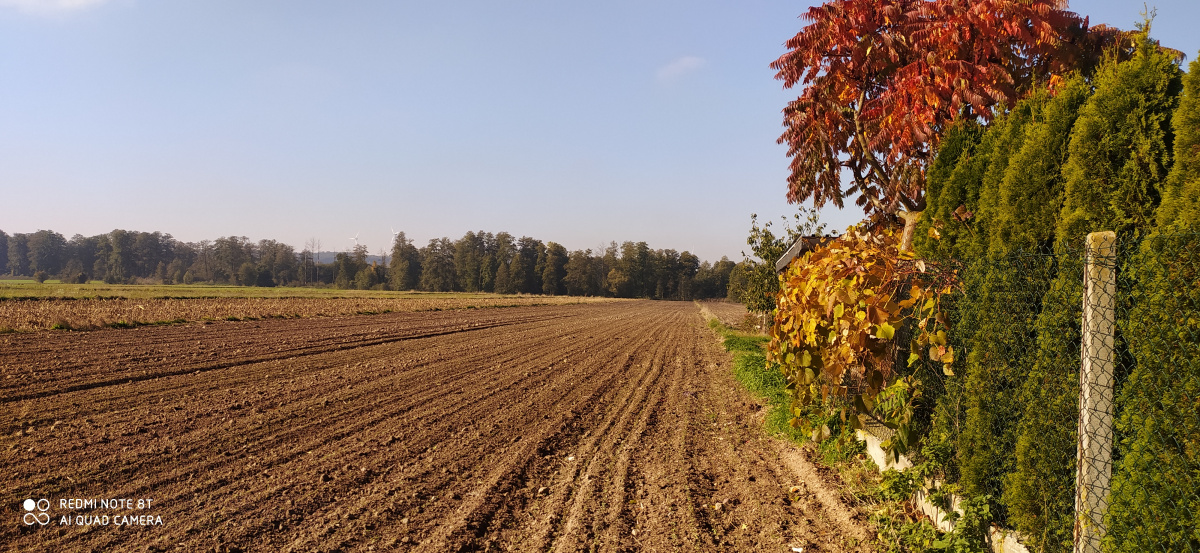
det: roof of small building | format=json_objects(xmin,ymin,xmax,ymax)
[{"xmin": 775, "ymin": 235, "xmax": 833, "ymax": 273}]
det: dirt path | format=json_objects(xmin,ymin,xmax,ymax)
[{"xmin": 1, "ymin": 301, "xmax": 870, "ymax": 552}]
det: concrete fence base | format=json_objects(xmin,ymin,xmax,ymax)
[{"xmin": 856, "ymin": 429, "xmax": 1031, "ymax": 553}]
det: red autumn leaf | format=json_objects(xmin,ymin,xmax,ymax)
[{"xmin": 771, "ymin": 0, "xmax": 1133, "ymax": 221}]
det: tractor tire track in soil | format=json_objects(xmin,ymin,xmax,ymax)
[{"xmin": 1, "ymin": 301, "xmax": 870, "ymax": 552}]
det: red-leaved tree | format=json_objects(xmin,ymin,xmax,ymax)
[{"xmin": 771, "ymin": 0, "xmax": 1127, "ymax": 246}]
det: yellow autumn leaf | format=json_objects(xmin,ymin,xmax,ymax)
[
  {"xmin": 876, "ymin": 322, "xmax": 896, "ymax": 340},
  {"xmin": 939, "ymin": 345, "xmax": 955, "ymax": 364}
]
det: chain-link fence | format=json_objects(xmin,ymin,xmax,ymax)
[{"xmin": 904, "ymin": 231, "xmax": 1200, "ymax": 553}]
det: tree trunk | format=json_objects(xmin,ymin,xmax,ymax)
[{"xmin": 898, "ymin": 210, "xmax": 922, "ymax": 253}]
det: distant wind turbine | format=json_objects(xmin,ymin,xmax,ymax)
[
  {"xmin": 391, "ymin": 227, "xmax": 401, "ymax": 238},
  {"xmin": 349, "ymin": 233, "xmax": 360, "ymax": 247}
]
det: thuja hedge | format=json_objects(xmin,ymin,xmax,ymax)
[
  {"xmin": 1109, "ymin": 234, "xmax": 1200, "ymax": 552},
  {"xmin": 1106, "ymin": 54, "xmax": 1200, "ymax": 553},
  {"xmin": 911, "ymin": 35, "xmax": 1197, "ymax": 552}
]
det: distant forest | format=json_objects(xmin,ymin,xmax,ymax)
[{"xmin": 0, "ymin": 229, "xmax": 750, "ymax": 300}]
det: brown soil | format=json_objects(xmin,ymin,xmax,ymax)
[
  {"xmin": 1, "ymin": 301, "xmax": 871, "ymax": 552},
  {"xmin": 696, "ymin": 301, "xmax": 751, "ymax": 329},
  {"xmin": 0, "ymin": 294, "xmax": 614, "ymax": 332}
]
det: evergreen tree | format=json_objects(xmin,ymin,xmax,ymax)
[
  {"xmin": 972, "ymin": 99, "xmax": 1040, "ymax": 257},
  {"xmin": 563, "ymin": 249, "xmax": 593, "ymax": 296},
  {"xmin": 1002, "ymin": 255, "xmax": 1084, "ymax": 552},
  {"xmin": 620, "ymin": 241, "xmax": 653, "ymax": 298},
  {"xmin": 492, "ymin": 233, "xmax": 517, "ymax": 294},
  {"xmin": 514, "ymin": 237, "xmax": 543, "ymax": 294},
  {"xmin": 1056, "ymin": 34, "xmax": 1183, "ymax": 243},
  {"xmin": 419, "ymin": 238, "xmax": 457, "ymax": 292},
  {"xmin": 388, "ymin": 231, "xmax": 421, "ymax": 291},
  {"xmin": 0, "ymin": 230, "xmax": 7, "ymax": 276},
  {"xmin": 541, "ymin": 242, "xmax": 567, "ymax": 295},
  {"xmin": 725, "ymin": 262, "xmax": 750, "ymax": 303},
  {"xmin": 951, "ymin": 255, "xmax": 1048, "ymax": 513},
  {"xmin": 1007, "ymin": 32, "xmax": 1182, "ymax": 551},
  {"xmin": 924, "ymin": 83, "xmax": 1087, "ymax": 550},
  {"xmin": 992, "ymin": 76, "xmax": 1090, "ymax": 254},
  {"xmin": 454, "ymin": 231, "xmax": 484, "ymax": 292},
  {"xmin": 478, "ymin": 232, "xmax": 498, "ymax": 292},
  {"xmin": 1107, "ymin": 50, "xmax": 1200, "ymax": 553},
  {"xmin": 913, "ymin": 99, "xmax": 1037, "ymax": 260},
  {"xmin": 912, "ymin": 121, "xmax": 983, "ymax": 258},
  {"xmin": 676, "ymin": 251, "xmax": 699, "ymax": 300},
  {"xmin": 1156, "ymin": 53, "xmax": 1200, "ymax": 228},
  {"xmin": 970, "ymin": 78, "xmax": 1094, "ymax": 553}
]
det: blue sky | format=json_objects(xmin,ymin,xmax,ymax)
[{"xmin": 1, "ymin": 1, "xmax": 1196, "ymax": 262}]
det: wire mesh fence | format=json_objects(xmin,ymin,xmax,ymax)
[{"xmin": 904, "ymin": 231, "xmax": 1200, "ymax": 553}]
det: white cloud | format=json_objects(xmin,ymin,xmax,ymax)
[
  {"xmin": 0, "ymin": 0, "xmax": 112, "ymax": 15},
  {"xmin": 656, "ymin": 56, "xmax": 707, "ymax": 83}
]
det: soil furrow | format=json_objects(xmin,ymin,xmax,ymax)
[
  {"xmin": 545, "ymin": 308, "xmax": 680, "ymax": 552},
  {"xmin": 0, "ymin": 310, "xmax": 574, "ymax": 404},
  {"xmin": 2, "ymin": 300, "xmax": 868, "ymax": 552}
]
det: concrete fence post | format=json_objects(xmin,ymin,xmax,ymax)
[{"xmin": 1074, "ymin": 230, "xmax": 1117, "ymax": 553}]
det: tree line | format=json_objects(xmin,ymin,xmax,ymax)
[{"xmin": 0, "ymin": 228, "xmax": 749, "ymax": 300}]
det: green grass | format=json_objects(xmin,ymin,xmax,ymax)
[
  {"xmin": 0, "ymin": 281, "xmax": 529, "ymax": 301},
  {"xmin": 705, "ymin": 317, "xmax": 804, "ymax": 441}
]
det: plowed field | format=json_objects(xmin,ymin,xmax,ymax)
[{"xmin": 2, "ymin": 301, "xmax": 869, "ymax": 552}]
